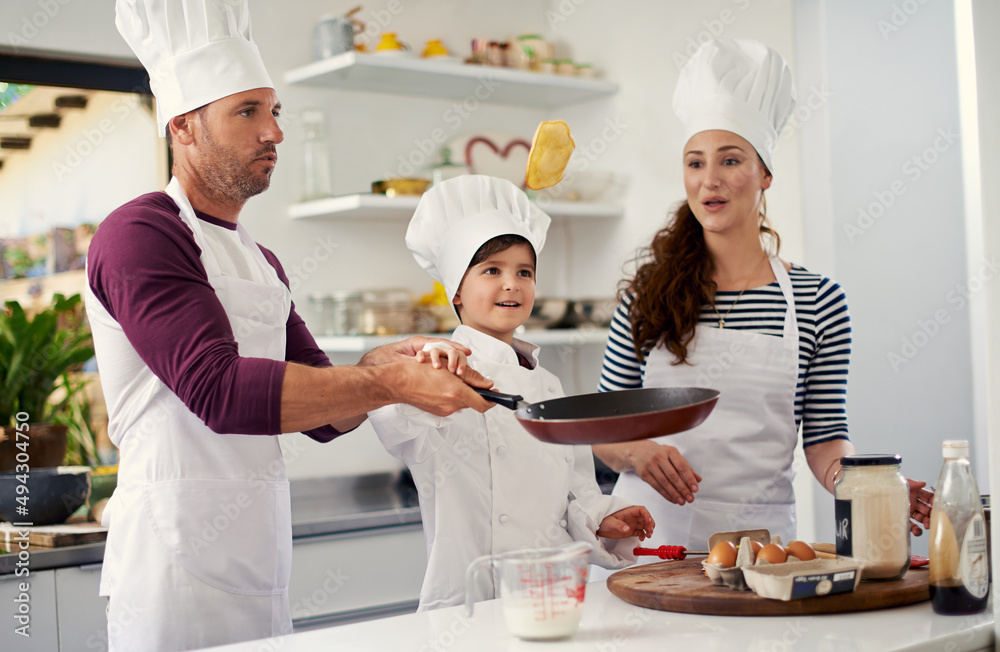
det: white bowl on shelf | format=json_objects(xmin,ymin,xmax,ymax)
[{"xmin": 537, "ymin": 171, "xmax": 616, "ymax": 202}]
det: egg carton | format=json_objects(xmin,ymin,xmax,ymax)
[
  {"xmin": 701, "ymin": 530, "xmax": 830, "ymax": 593},
  {"xmin": 742, "ymin": 558, "xmax": 861, "ymax": 601}
]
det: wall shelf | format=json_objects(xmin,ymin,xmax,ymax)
[
  {"xmin": 316, "ymin": 328, "xmax": 608, "ymax": 353},
  {"xmin": 284, "ymin": 52, "xmax": 619, "ymax": 108},
  {"xmin": 289, "ymin": 193, "xmax": 622, "ymax": 220}
]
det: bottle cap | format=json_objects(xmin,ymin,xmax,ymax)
[
  {"xmin": 840, "ymin": 454, "xmax": 901, "ymax": 466},
  {"xmin": 942, "ymin": 439, "xmax": 970, "ymax": 459}
]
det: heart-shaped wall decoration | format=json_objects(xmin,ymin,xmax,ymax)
[{"xmin": 449, "ymin": 132, "xmax": 532, "ymax": 189}]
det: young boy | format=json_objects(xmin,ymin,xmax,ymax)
[{"xmin": 369, "ymin": 175, "xmax": 654, "ymax": 612}]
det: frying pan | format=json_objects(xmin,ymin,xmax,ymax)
[{"xmin": 475, "ymin": 386, "xmax": 720, "ymax": 445}]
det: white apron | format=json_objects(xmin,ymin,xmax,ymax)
[
  {"xmin": 614, "ymin": 257, "xmax": 799, "ymax": 554},
  {"xmin": 98, "ymin": 179, "xmax": 293, "ymax": 651}
]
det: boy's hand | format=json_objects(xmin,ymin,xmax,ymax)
[
  {"xmin": 415, "ymin": 342, "xmax": 468, "ymax": 375},
  {"xmin": 596, "ymin": 506, "xmax": 655, "ymax": 541}
]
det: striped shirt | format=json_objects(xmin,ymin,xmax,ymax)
[{"xmin": 598, "ymin": 264, "xmax": 851, "ymax": 448}]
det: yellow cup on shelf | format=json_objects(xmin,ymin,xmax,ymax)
[
  {"xmin": 376, "ymin": 32, "xmax": 406, "ymax": 51},
  {"xmin": 422, "ymin": 39, "xmax": 450, "ymax": 58}
]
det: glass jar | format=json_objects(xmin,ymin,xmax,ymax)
[
  {"xmin": 834, "ymin": 454, "xmax": 911, "ymax": 581},
  {"xmin": 301, "ymin": 109, "xmax": 333, "ymax": 201},
  {"xmin": 358, "ymin": 289, "xmax": 414, "ymax": 335},
  {"xmin": 308, "ymin": 292, "xmax": 361, "ymax": 336}
]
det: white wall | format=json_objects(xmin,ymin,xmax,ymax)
[
  {"xmin": 959, "ymin": 0, "xmax": 1000, "ymax": 627},
  {"xmin": 4, "ymin": 2, "xmax": 987, "ymax": 560},
  {"xmin": 794, "ymin": 0, "xmax": 984, "ymax": 555}
]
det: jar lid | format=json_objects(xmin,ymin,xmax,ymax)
[
  {"xmin": 943, "ymin": 439, "xmax": 969, "ymax": 459},
  {"xmin": 840, "ymin": 454, "xmax": 901, "ymax": 466}
]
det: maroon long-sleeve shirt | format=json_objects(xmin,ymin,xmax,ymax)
[{"xmin": 87, "ymin": 191, "xmax": 341, "ymax": 442}]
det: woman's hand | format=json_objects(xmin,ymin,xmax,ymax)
[
  {"xmin": 594, "ymin": 441, "xmax": 702, "ymax": 505},
  {"xmin": 907, "ymin": 478, "xmax": 934, "ymax": 536},
  {"xmin": 597, "ymin": 506, "xmax": 655, "ymax": 541}
]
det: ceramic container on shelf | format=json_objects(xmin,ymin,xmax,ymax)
[
  {"xmin": 556, "ymin": 59, "xmax": 577, "ymax": 76},
  {"xmin": 426, "ymin": 147, "xmax": 470, "ymax": 186},
  {"xmin": 513, "ymin": 34, "xmax": 553, "ymax": 70},
  {"xmin": 575, "ymin": 63, "xmax": 595, "ymax": 78},
  {"xmin": 375, "ymin": 32, "xmax": 408, "ymax": 54},
  {"xmin": 422, "ymin": 39, "xmax": 450, "ymax": 58},
  {"xmin": 538, "ymin": 59, "xmax": 557, "ymax": 74},
  {"xmin": 313, "ymin": 14, "xmax": 355, "ymax": 60}
]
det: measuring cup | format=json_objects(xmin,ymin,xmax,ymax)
[{"xmin": 465, "ymin": 542, "xmax": 591, "ymax": 640}]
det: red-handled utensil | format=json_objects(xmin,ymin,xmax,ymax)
[{"xmin": 633, "ymin": 545, "xmax": 708, "ymax": 560}]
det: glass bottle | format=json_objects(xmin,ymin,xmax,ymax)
[
  {"xmin": 301, "ymin": 109, "xmax": 333, "ymax": 201},
  {"xmin": 834, "ymin": 454, "xmax": 910, "ymax": 581},
  {"xmin": 929, "ymin": 440, "xmax": 989, "ymax": 615}
]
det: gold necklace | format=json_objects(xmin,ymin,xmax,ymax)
[{"xmin": 711, "ymin": 254, "xmax": 768, "ymax": 329}]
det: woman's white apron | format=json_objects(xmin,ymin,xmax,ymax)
[
  {"xmin": 99, "ymin": 178, "xmax": 293, "ymax": 651},
  {"xmin": 614, "ymin": 257, "xmax": 800, "ymax": 555}
]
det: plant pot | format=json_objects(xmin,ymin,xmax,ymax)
[{"xmin": 0, "ymin": 423, "xmax": 68, "ymax": 471}]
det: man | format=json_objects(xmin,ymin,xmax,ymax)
[{"xmin": 86, "ymin": 1, "xmax": 492, "ymax": 650}]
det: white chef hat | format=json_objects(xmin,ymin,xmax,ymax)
[
  {"xmin": 406, "ymin": 176, "xmax": 550, "ymax": 310},
  {"xmin": 115, "ymin": 0, "xmax": 274, "ymax": 136},
  {"xmin": 673, "ymin": 39, "xmax": 795, "ymax": 173}
]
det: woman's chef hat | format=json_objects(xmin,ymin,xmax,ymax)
[
  {"xmin": 406, "ymin": 176, "xmax": 550, "ymax": 310},
  {"xmin": 115, "ymin": 0, "xmax": 274, "ymax": 136},
  {"xmin": 673, "ymin": 39, "xmax": 795, "ymax": 173}
]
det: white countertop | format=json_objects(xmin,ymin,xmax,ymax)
[{"xmin": 201, "ymin": 581, "xmax": 995, "ymax": 652}]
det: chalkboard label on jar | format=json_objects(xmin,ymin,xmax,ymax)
[{"xmin": 835, "ymin": 498, "xmax": 852, "ymax": 557}]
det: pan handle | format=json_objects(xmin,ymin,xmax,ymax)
[{"xmin": 474, "ymin": 388, "xmax": 524, "ymax": 410}]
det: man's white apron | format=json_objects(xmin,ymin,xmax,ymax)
[{"xmin": 99, "ymin": 179, "xmax": 293, "ymax": 651}]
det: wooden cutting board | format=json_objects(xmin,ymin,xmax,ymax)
[
  {"xmin": 607, "ymin": 559, "xmax": 929, "ymax": 616},
  {"xmin": 0, "ymin": 519, "xmax": 107, "ymax": 548}
]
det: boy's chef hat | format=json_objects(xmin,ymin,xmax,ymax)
[
  {"xmin": 406, "ymin": 175, "xmax": 550, "ymax": 309},
  {"xmin": 673, "ymin": 39, "xmax": 795, "ymax": 173},
  {"xmin": 115, "ymin": 0, "xmax": 274, "ymax": 136}
]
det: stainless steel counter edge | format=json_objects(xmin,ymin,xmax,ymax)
[{"xmin": 0, "ymin": 472, "xmax": 422, "ymax": 575}]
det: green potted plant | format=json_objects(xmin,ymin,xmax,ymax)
[{"xmin": 0, "ymin": 293, "xmax": 95, "ymax": 471}]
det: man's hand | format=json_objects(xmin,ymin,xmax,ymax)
[
  {"xmin": 597, "ymin": 506, "xmax": 655, "ymax": 541},
  {"xmin": 390, "ymin": 357, "xmax": 494, "ymax": 416},
  {"xmin": 360, "ymin": 336, "xmax": 472, "ymax": 366}
]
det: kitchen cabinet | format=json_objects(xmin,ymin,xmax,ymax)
[
  {"xmin": 54, "ymin": 564, "xmax": 107, "ymax": 652},
  {"xmin": 288, "ymin": 523, "xmax": 426, "ymax": 630},
  {"xmin": 0, "ymin": 568, "xmax": 58, "ymax": 652}
]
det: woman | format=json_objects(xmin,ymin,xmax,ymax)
[{"xmin": 593, "ymin": 39, "xmax": 932, "ymax": 555}]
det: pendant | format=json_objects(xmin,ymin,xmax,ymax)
[{"xmin": 718, "ymin": 319, "xmax": 725, "ymax": 328}]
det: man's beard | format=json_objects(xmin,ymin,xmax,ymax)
[{"xmin": 197, "ymin": 127, "xmax": 276, "ymax": 204}]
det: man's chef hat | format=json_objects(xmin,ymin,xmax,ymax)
[
  {"xmin": 115, "ymin": 0, "xmax": 274, "ymax": 136},
  {"xmin": 673, "ymin": 39, "xmax": 795, "ymax": 173},
  {"xmin": 406, "ymin": 176, "xmax": 550, "ymax": 310}
]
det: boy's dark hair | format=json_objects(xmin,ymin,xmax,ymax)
[{"xmin": 467, "ymin": 234, "xmax": 536, "ymax": 269}]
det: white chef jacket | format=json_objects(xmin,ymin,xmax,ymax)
[{"xmin": 369, "ymin": 325, "xmax": 638, "ymax": 611}]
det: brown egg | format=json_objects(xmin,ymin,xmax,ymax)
[
  {"xmin": 706, "ymin": 540, "xmax": 738, "ymax": 567},
  {"xmin": 785, "ymin": 540, "xmax": 817, "ymax": 561},
  {"xmin": 756, "ymin": 543, "xmax": 788, "ymax": 564},
  {"xmin": 750, "ymin": 540, "xmax": 764, "ymax": 560}
]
